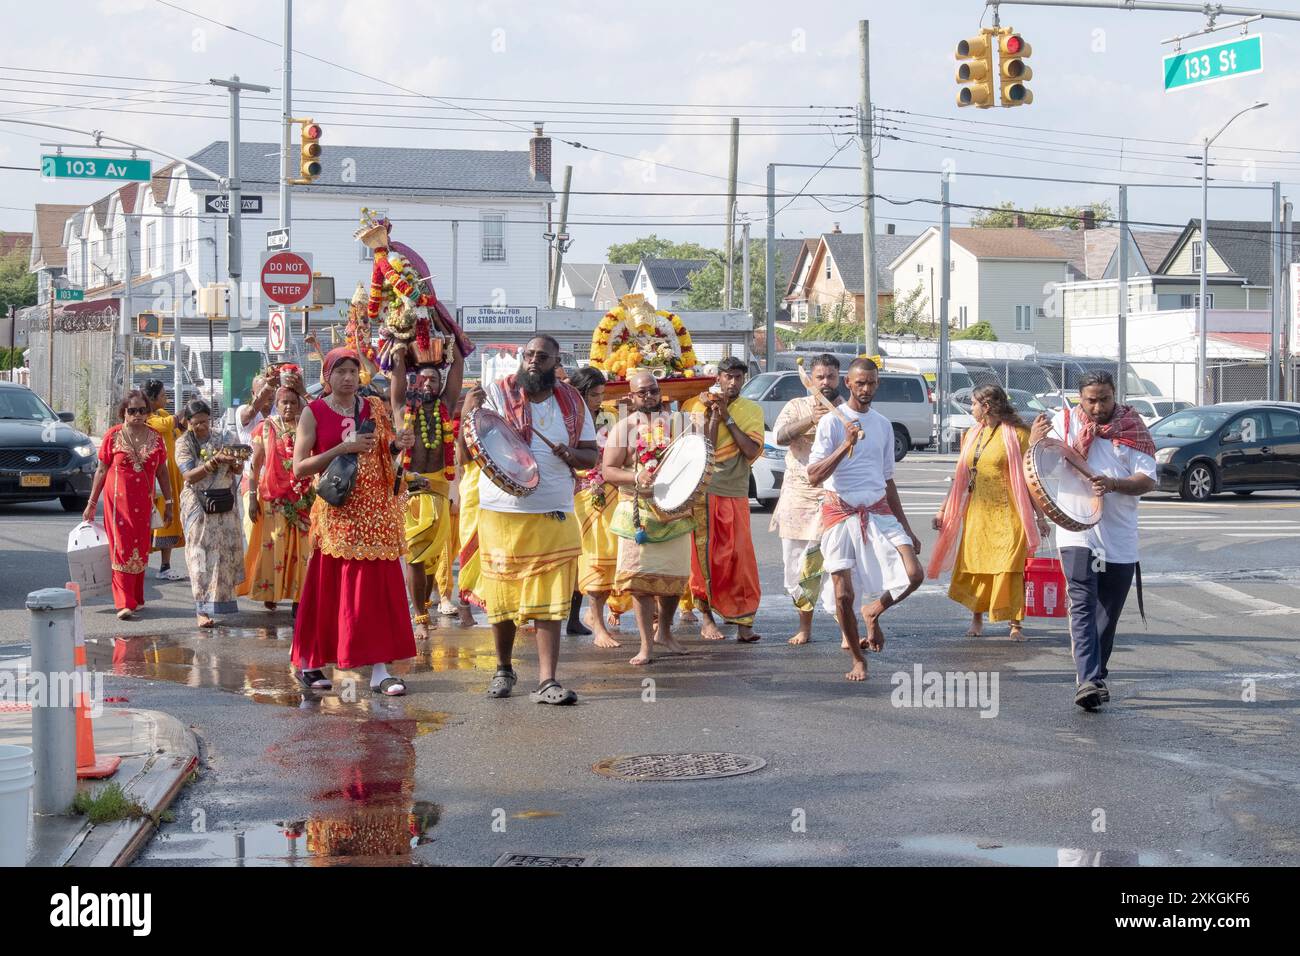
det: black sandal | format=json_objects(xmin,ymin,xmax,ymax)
[
  {"xmin": 371, "ymin": 676, "xmax": 407, "ymax": 696},
  {"xmin": 297, "ymin": 669, "xmax": 332, "ymax": 690}
]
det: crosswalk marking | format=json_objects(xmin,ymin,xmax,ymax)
[{"xmin": 1187, "ymin": 579, "xmax": 1300, "ymax": 616}]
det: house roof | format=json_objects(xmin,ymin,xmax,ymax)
[
  {"xmin": 767, "ymin": 238, "xmax": 809, "ymax": 295},
  {"xmin": 1045, "ymin": 228, "xmax": 1183, "ymax": 280},
  {"xmin": 91, "ymin": 196, "xmax": 111, "ymax": 231},
  {"xmin": 29, "ymin": 204, "xmax": 81, "ymax": 270},
  {"xmin": 822, "ymin": 231, "xmax": 921, "ymax": 294},
  {"xmin": 1, "ymin": 231, "xmax": 31, "ymax": 258},
  {"xmin": 185, "ymin": 140, "xmax": 556, "ymax": 201},
  {"xmin": 949, "ymin": 227, "xmax": 1069, "ymax": 260},
  {"xmin": 149, "ymin": 163, "xmax": 177, "ymax": 205},
  {"xmin": 1163, "ymin": 219, "xmax": 1300, "ymax": 287},
  {"xmin": 640, "ymin": 257, "xmax": 709, "ymax": 294},
  {"xmin": 116, "ymin": 184, "xmax": 139, "ymax": 216},
  {"xmin": 601, "ymin": 263, "xmax": 639, "ymax": 299},
  {"xmin": 560, "ymin": 263, "xmax": 603, "ymax": 299}
]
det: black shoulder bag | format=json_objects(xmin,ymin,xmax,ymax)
[
  {"xmin": 188, "ymin": 433, "xmax": 235, "ymax": 515},
  {"xmin": 318, "ymin": 396, "xmax": 375, "ymax": 508}
]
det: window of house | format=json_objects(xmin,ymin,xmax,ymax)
[
  {"xmin": 145, "ymin": 222, "xmax": 157, "ymax": 273},
  {"xmin": 1191, "ymin": 240, "xmax": 1203, "ymax": 272},
  {"xmin": 1015, "ymin": 305, "xmax": 1033, "ymax": 332},
  {"xmin": 825, "ymin": 259, "xmax": 832, "ymax": 280},
  {"xmin": 1178, "ymin": 293, "xmax": 1214, "ymax": 309},
  {"xmin": 958, "ymin": 305, "xmax": 968, "ymax": 327},
  {"xmin": 916, "ymin": 263, "xmax": 923, "ymax": 273},
  {"xmin": 481, "ymin": 212, "xmax": 506, "ymax": 261},
  {"xmin": 640, "ymin": 274, "xmax": 648, "ymax": 291},
  {"xmin": 179, "ymin": 212, "xmax": 192, "ymax": 263}
]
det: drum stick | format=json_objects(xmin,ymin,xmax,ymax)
[
  {"xmin": 797, "ymin": 358, "xmax": 856, "ymax": 456},
  {"xmin": 534, "ymin": 428, "xmax": 579, "ymax": 477}
]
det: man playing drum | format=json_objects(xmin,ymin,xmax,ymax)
[
  {"xmin": 602, "ymin": 369, "xmax": 693, "ymax": 665},
  {"xmin": 462, "ymin": 335, "xmax": 598, "ymax": 705},
  {"xmin": 1030, "ymin": 369, "xmax": 1156, "ymax": 711},
  {"xmin": 807, "ymin": 359, "xmax": 924, "ymax": 682},
  {"xmin": 682, "ymin": 356, "xmax": 766, "ymax": 643},
  {"xmin": 391, "ymin": 344, "xmax": 464, "ymax": 640},
  {"xmin": 771, "ymin": 353, "xmax": 843, "ymax": 646}
]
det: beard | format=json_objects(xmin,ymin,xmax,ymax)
[
  {"xmin": 518, "ymin": 367, "xmax": 556, "ymax": 394},
  {"xmin": 636, "ymin": 399, "xmax": 664, "ymax": 414},
  {"xmin": 818, "ymin": 385, "xmax": 839, "ymax": 403}
]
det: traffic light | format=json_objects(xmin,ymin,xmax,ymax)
[
  {"xmin": 955, "ymin": 30, "xmax": 996, "ymax": 108},
  {"xmin": 298, "ymin": 120, "xmax": 323, "ymax": 183},
  {"xmin": 136, "ymin": 311, "xmax": 162, "ymax": 337},
  {"xmin": 998, "ymin": 30, "xmax": 1033, "ymax": 107}
]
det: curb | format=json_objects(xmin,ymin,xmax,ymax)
[{"xmin": 60, "ymin": 709, "xmax": 200, "ymax": 868}]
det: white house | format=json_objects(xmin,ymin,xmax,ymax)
[
  {"xmin": 630, "ymin": 257, "xmax": 710, "ymax": 311},
  {"xmin": 889, "ymin": 227, "xmax": 1071, "ymax": 351},
  {"xmin": 555, "ymin": 263, "xmax": 603, "ymax": 309}
]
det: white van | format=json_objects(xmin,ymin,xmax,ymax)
[{"xmin": 883, "ymin": 358, "xmax": 974, "ymax": 400}]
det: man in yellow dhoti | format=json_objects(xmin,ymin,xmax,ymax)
[
  {"xmin": 603, "ymin": 369, "xmax": 693, "ymax": 665},
  {"xmin": 391, "ymin": 345, "xmax": 463, "ymax": 640},
  {"xmin": 463, "ymin": 335, "xmax": 598, "ymax": 705}
]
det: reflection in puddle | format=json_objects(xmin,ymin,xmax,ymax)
[{"xmin": 902, "ymin": 835, "xmax": 1160, "ymax": 866}]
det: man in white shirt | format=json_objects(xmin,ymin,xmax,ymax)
[
  {"xmin": 1030, "ymin": 370, "xmax": 1156, "ymax": 711},
  {"xmin": 807, "ymin": 359, "xmax": 924, "ymax": 682},
  {"xmin": 462, "ymin": 335, "xmax": 598, "ymax": 705}
]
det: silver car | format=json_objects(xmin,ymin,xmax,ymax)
[{"xmin": 739, "ymin": 369, "xmax": 934, "ymax": 462}]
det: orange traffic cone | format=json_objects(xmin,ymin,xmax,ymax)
[{"xmin": 65, "ymin": 582, "xmax": 122, "ymax": 779}]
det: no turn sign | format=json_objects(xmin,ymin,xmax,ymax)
[
  {"xmin": 267, "ymin": 309, "xmax": 286, "ymax": 354},
  {"xmin": 260, "ymin": 250, "xmax": 313, "ymax": 306}
]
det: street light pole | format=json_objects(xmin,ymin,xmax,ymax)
[{"xmin": 1197, "ymin": 100, "xmax": 1267, "ymax": 406}]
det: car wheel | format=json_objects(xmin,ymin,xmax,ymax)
[
  {"xmin": 892, "ymin": 425, "xmax": 908, "ymax": 462},
  {"xmin": 1179, "ymin": 463, "xmax": 1215, "ymax": 502},
  {"xmin": 1233, "ymin": 490, "xmax": 1254, "ymax": 497},
  {"xmin": 60, "ymin": 494, "xmax": 89, "ymax": 513}
]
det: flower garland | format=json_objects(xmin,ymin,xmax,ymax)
[
  {"xmin": 631, "ymin": 417, "xmax": 671, "ymax": 544},
  {"xmin": 273, "ymin": 425, "xmax": 315, "ymax": 532},
  {"xmin": 590, "ymin": 301, "xmax": 698, "ymax": 380},
  {"xmin": 402, "ymin": 400, "xmax": 455, "ymax": 481}
]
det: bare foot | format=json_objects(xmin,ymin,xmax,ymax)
[
  {"xmin": 737, "ymin": 627, "xmax": 761, "ymax": 643},
  {"xmin": 700, "ymin": 620, "xmax": 725, "ymax": 641},
  {"xmin": 788, "ymin": 631, "xmax": 811, "ymax": 646},
  {"xmin": 629, "ymin": 650, "xmax": 653, "ymax": 665},
  {"xmin": 457, "ymin": 605, "xmax": 476, "ymax": 626},
  {"xmin": 1009, "ymin": 622, "xmax": 1026, "ymax": 642},
  {"xmin": 862, "ymin": 612, "xmax": 885, "ymax": 652},
  {"xmin": 680, "ymin": 610, "xmax": 698, "ymax": 624},
  {"xmin": 413, "ymin": 620, "xmax": 430, "ymax": 641},
  {"xmin": 846, "ymin": 660, "xmax": 868, "ymax": 681},
  {"xmin": 963, "ymin": 626, "xmax": 983, "ymax": 638},
  {"xmin": 593, "ymin": 627, "xmax": 621, "ymax": 649},
  {"xmin": 196, "ymin": 614, "xmax": 215, "ymax": 629},
  {"xmin": 654, "ymin": 632, "xmax": 688, "ymax": 655},
  {"xmin": 840, "ymin": 637, "xmax": 869, "ymax": 650}
]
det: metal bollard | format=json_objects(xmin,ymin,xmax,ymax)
[{"xmin": 26, "ymin": 588, "xmax": 77, "ymax": 814}]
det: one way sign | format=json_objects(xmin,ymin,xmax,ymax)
[
  {"xmin": 266, "ymin": 228, "xmax": 290, "ymax": 251},
  {"xmin": 204, "ymin": 194, "xmax": 263, "ymax": 214}
]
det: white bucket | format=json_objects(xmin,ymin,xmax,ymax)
[
  {"xmin": 0, "ymin": 744, "xmax": 34, "ymax": 867},
  {"xmin": 67, "ymin": 520, "xmax": 113, "ymax": 598}
]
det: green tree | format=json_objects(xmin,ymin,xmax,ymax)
[
  {"xmin": 952, "ymin": 320, "xmax": 997, "ymax": 341},
  {"xmin": 0, "ymin": 239, "xmax": 37, "ymax": 317},
  {"xmin": 606, "ymin": 234, "xmax": 716, "ymax": 264},
  {"xmin": 879, "ymin": 286, "xmax": 931, "ymax": 337},
  {"xmin": 971, "ymin": 200, "xmax": 1112, "ymax": 230},
  {"xmin": 682, "ymin": 239, "xmax": 771, "ymax": 327}
]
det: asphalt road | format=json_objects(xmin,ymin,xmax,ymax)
[{"xmin": 3, "ymin": 453, "xmax": 1298, "ymax": 866}]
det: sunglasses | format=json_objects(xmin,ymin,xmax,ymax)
[{"xmin": 125, "ymin": 406, "xmax": 149, "ymax": 416}]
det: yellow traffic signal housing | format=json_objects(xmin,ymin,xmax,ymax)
[
  {"xmin": 998, "ymin": 31, "xmax": 1033, "ymax": 107},
  {"xmin": 136, "ymin": 311, "xmax": 162, "ymax": 337},
  {"xmin": 955, "ymin": 30, "xmax": 997, "ymax": 108},
  {"xmin": 296, "ymin": 119, "xmax": 323, "ymax": 183}
]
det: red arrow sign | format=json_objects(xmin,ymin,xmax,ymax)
[{"xmin": 260, "ymin": 251, "xmax": 312, "ymax": 305}]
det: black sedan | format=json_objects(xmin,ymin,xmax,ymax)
[
  {"xmin": 0, "ymin": 382, "xmax": 98, "ymax": 511},
  {"xmin": 1152, "ymin": 401, "xmax": 1300, "ymax": 501}
]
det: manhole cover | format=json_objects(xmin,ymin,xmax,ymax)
[
  {"xmin": 493, "ymin": 853, "xmax": 587, "ymax": 867},
  {"xmin": 593, "ymin": 752, "xmax": 766, "ymax": 781}
]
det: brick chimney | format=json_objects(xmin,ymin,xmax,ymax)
[
  {"xmin": 1013, "ymin": 213, "xmax": 1026, "ymax": 228},
  {"xmin": 529, "ymin": 122, "xmax": 551, "ymax": 183},
  {"xmin": 831, "ymin": 222, "xmax": 842, "ymax": 234},
  {"xmin": 1081, "ymin": 209, "xmax": 1096, "ymax": 230}
]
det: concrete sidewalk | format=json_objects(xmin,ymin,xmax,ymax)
[{"xmin": 0, "ymin": 667, "xmax": 199, "ymax": 866}]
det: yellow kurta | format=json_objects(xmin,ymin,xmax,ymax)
[
  {"xmin": 948, "ymin": 424, "xmax": 1031, "ymax": 622},
  {"xmin": 147, "ymin": 410, "xmax": 185, "ymax": 549}
]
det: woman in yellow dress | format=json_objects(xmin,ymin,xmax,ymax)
[
  {"xmin": 929, "ymin": 384, "xmax": 1049, "ymax": 640},
  {"xmin": 143, "ymin": 379, "xmax": 186, "ymax": 581},
  {"xmin": 568, "ymin": 367, "xmax": 623, "ymax": 647}
]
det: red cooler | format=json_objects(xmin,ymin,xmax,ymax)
[{"xmin": 1024, "ymin": 557, "xmax": 1067, "ymax": 618}]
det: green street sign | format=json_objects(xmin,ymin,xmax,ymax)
[
  {"xmin": 54, "ymin": 288, "xmax": 84, "ymax": 302},
  {"xmin": 40, "ymin": 155, "xmax": 152, "ymax": 182},
  {"xmin": 1164, "ymin": 35, "xmax": 1262, "ymax": 91}
]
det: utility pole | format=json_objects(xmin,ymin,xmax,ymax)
[
  {"xmin": 724, "ymin": 118, "xmax": 739, "ymax": 310},
  {"xmin": 1284, "ymin": 198, "xmax": 1293, "ymax": 402},
  {"xmin": 123, "ymin": 212, "xmax": 135, "ymax": 400},
  {"xmin": 1117, "ymin": 185, "xmax": 1128, "ymax": 404},
  {"xmin": 938, "ymin": 171, "xmax": 951, "ymax": 454},
  {"xmin": 741, "ymin": 217, "xmax": 751, "ymax": 316},
  {"xmin": 765, "ymin": 164, "xmax": 776, "ymax": 371},
  {"xmin": 860, "ymin": 20, "xmax": 879, "ymax": 355},
  {"xmin": 279, "ymin": 0, "xmax": 292, "ymax": 235},
  {"xmin": 1271, "ymin": 181, "xmax": 1282, "ymax": 400},
  {"xmin": 210, "ymin": 76, "xmax": 271, "ymax": 353},
  {"xmin": 547, "ymin": 165, "xmax": 573, "ymax": 309}
]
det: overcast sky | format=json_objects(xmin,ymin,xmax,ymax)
[{"xmin": 1, "ymin": 0, "xmax": 1295, "ymax": 254}]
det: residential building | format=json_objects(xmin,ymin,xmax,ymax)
[
  {"xmin": 592, "ymin": 263, "xmax": 638, "ymax": 312},
  {"xmin": 889, "ymin": 227, "xmax": 1071, "ymax": 350},
  {"xmin": 555, "ymin": 263, "xmax": 603, "ymax": 309},
  {"xmin": 630, "ymin": 257, "xmax": 710, "ymax": 311},
  {"xmin": 784, "ymin": 228, "xmax": 920, "ymax": 325}
]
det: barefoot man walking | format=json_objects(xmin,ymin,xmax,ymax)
[
  {"xmin": 603, "ymin": 369, "xmax": 692, "ymax": 665},
  {"xmin": 806, "ymin": 359, "xmax": 924, "ymax": 681}
]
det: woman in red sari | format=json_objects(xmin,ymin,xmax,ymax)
[
  {"xmin": 291, "ymin": 348, "xmax": 417, "ymax": 696},
  {"xmin": 83, "ymin": 390, "xmax": 172, "ymax": 620}
]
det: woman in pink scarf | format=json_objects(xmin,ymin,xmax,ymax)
[{"xmin": 928, "ymin": 384, "xmax": 1049, "ymax": 639}]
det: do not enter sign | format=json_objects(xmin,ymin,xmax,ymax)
[{"xmin": 260, "ymin": 250, "xmax": 313, "ymax": 305}]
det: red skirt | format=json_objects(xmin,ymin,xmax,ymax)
[{"xmin": 292, "ymin": 553, "xmax": 416, "ymax": 670}]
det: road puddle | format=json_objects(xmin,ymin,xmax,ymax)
[{"xmin": 901, "ymin": 835, "xmax": 1166, "ymax": 866}]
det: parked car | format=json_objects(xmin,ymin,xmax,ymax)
[
  {"xmin": 951, "ymin": 387, "xmax": 1050, "ymax": 422},
  {"xmin": 1033, "ymin": 353, "xmax": 1149, "ymax": 397},
  {"xmin": 1151, "ymin": 401, "xmax": 1300, "ymax": 501},
  {"xmin": 0, "ymin": 382, "xmax": 98, "ymax": 511},
  {"xmin": 130, "ymin": 360, "xmax": 204, "ymax": 410},
  {"xmin": 750, "ymin": 430, "xmax": 785, "ymax": 511},
  {"xmin": 883, "ymin": 358, "xmax": 974, "ymax": 402},
  {"xmin": 935, "ymin": 398, "xmax": 977, "ymax": 446},
  {"xmin": 1129, "ymin": 397, "xmax": 1192, "ymax": 426},
  {"xmin": 740, "ymin": 369, "xmax": 932, "ymax": 461},
  {"xmin": 972, "ymin": 358, "xmax": 1057, "ymax": 395}
]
